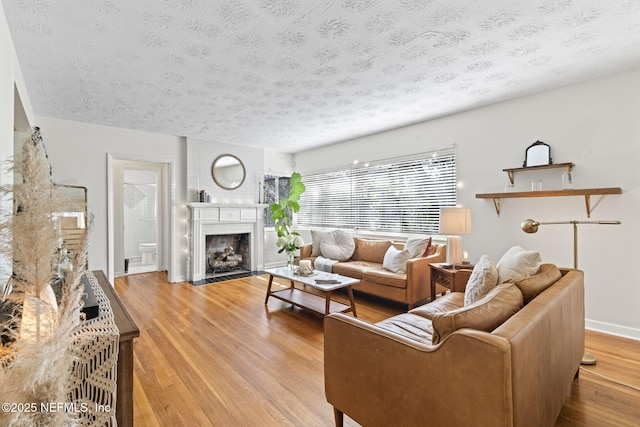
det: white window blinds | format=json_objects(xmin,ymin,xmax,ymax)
[{"xmin": 297, "ymin": 148, "xmax": 456, "ymax": 234}]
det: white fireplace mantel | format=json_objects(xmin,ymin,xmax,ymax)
[{"xmin": 188, "ymin": 203, "xmax": 267, "ymax": 281}]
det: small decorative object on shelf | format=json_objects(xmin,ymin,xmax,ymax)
[
  {"xmin": 523, "ymin": 140, "xmax": 552, "ymax": 167},
  {"xmin": 562, "ymin": 170, "xmax": 574, "ymax": 189},
  {"xmin": 531, "ymin": 179, "xmax": 543, "ymax": 191}
]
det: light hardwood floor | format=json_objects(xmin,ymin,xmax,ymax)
[{"xmin": 114, "ymin": 272, "xmax": 640, "ymax": 426}]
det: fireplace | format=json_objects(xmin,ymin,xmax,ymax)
[
  {"xmin": 188, "ymin": 203, "xmax": 266, "ymax": 282},
  {"xmin": 205, "ymin": 233, "xmax": 250, "ymax": 277}
]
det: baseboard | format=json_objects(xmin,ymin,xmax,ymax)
[
  {"xmin": 586, "ymin": 319, "xmax": 640, "ymax": 341},
  {"xmin": 264, "ymin": 261, "xmax": 286, "ymax": 269},
  {"xmin": 172, "ymin": 274, "xmax": 186, "ymax": 283}
]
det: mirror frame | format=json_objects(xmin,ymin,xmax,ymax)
[
  {"xmin": 211, "ymin": 154, "xmax": 246, "ymax": 190},
  {"xmin": 523, "ymin": 141, "xmax": 552, "ymax": 167}
]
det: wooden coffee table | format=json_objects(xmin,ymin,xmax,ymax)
[{"xmin": 264, "ymin": 267, "xmax": 358, "ymax": 317}]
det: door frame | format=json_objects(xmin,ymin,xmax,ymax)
[{"xmin": 107, "ymin": 154, "xmax": 176, "ymax": 283}]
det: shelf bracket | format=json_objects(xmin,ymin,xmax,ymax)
[
  {"xmin": 492, "ymin": 198, "xmax": 502, "ymax": 216},
  {"xmin": 585, "ymin": 195, "xmax": 591, "ymax": 218},
  {"xmin": 507, "ymin": 171, "xmax": 514, "ymax": 185}
]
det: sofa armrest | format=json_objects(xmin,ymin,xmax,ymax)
[
  {"xmin": 405, "ymin": 244, "xmax": 447, "ymax": 307},
  {"xmin": 324, "ymin": 313, "xmax": 513, "ymax": 427}
]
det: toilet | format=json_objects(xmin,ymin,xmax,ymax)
[{"xmin": 139, "ymin": 243, "xmax": 156, "ymax": 265}]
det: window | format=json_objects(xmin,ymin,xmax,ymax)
[
  {"xmin": 297, "ymin": 148, "xmax": 456, "ymax": 234},
  {"xmin": 263, "ymin": 175, "xmax": 290, "ymax": 227}
]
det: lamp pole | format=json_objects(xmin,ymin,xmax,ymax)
[{"xmin": 521, "ymin": 219, "xmax": 621, "ymax": 364}]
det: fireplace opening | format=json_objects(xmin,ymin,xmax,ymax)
[{"xmin": 205, "ymin": 233, "xmax": 250, "ymax": 278}]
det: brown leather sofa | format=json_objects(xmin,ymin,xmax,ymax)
[
  {"xmin": 299, "ymin": 238, "xmax": 446, "ymax": 309},
  {"xmin": 324, "ymin": 268, "xmax": 584, "ymax": 427}
]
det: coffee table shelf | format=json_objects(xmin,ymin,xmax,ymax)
[{"xmin": 269, "ymin": 288, "xmax": 353, "ymax": 316}]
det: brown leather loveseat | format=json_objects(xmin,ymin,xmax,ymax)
[{"xmin": 324, "ymin": 267, "xmax": 584, "ymax": 427}]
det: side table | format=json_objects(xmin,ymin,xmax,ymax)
[{"xmin": 429, "ymin": 263, "xmax": 474, "ymax": 300}]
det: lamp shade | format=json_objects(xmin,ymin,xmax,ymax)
[{"xmin": 439, "ymin": 207, "xmax": 472, "ymax": 235}]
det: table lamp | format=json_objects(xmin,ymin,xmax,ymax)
[{"xmin": 439, "ymin": 207, "xmax": 472, "ymax": 265}]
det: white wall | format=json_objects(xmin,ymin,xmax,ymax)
[
  {"xmin": 294, "ymin": 69, "xmax": 640, "ymax": 340},
  {"xmin": 35, "ymin": 117, "xmax": 187, "ymax": 282},
  {"xmin": 1, "ymin": 3, "xmax": 33, "ymax": 283},
  {"xmin": 187, "ymin": 138, "xmax": 264, "ymax": 204}
]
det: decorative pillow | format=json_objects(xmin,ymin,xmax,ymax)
[
  {"xmin": 464, "ymin": 255, "xmax": 499, "ymax": 306},
  {"xmin": 404, "ymin": 236, "xmax": 431, "ymax": 259},
  {"xmin": 422, "ymin": 237, "xmax": 433, "ymax": 256},
  {"xmin": 382, "ymin": 246, "xmax": 412, "ymax": 274},
  {"xmin": 320, "ymin": 230, "xmax": 355, "ymax": 261},
  {"xmin": 311, "ymin": 230, "xmax": 329, "ymax": 257},
  {"xmin": 508, "ymin": 263, "xmax": 562, "ymax": 304},
  {"xmin": 496, "ymin": 246, "xmax": 542, "ymax": 284},
  {"xmin": 352, "ymin": 239, "xmax": 393, "ymax": 263},
  {"xmin": 432, "ymin": 283, "xmax": 524, "ymax": 345}
]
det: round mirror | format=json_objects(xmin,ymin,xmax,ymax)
[{"xmin": 211, "ymin": 154, "xmax": 246, "ymax": 190}]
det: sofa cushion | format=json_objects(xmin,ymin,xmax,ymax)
[
  {"xmin": 496, "ymin": 246, "xmax": 542, "ymax": 283},
  {"xmin": 320, "ymin": 230, "xmax": 355, "ymax": 261},
  {"xmin": 508, "ymin": 263, "xmax": 562, "ymax": 304},
  {"xmin": 331, "ymin": 261, "xmax": 379, "ymax": 280},
  {"xmin": 352, "ymin": 239, "xmax": 393, "ymax": 263},
  {"xmin": 409, "ymin": 292, "xmax": 465, "ymax": 320},
  {"xmin": 362, "ymin": 268, "xmax": 407, "ymax": 289},
  {"xmin": 382, "ymin": 246, "xmax": 411, "ymax": 273},
  {"xmin": 464, "ymin": 255, "xmax": 499, "ymax": 305},
  {"xmin": 311, "ymin": 230, "xmax": 330, "ymax": 257},
  {"xmin": 376, "ymin": 313, "xmax": 434, "ymax": 343},
  {"xmin": 404, "ymin": 236, "xmax": 431, "ymax": 259},
  {"xmin": 431, "ymin": 283, "xmax": 523, "ymax": 344}
]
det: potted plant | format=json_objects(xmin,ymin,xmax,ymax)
[{"xmin": 269, "ymin": 172, "xmax": 305, "ymax": 270}]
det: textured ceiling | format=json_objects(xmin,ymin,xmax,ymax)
[{"xmin": 3, "ymin": 0, "xmax": 640, "ymax": 153}]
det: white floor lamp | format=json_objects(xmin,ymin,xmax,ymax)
[
  {"xmin": 521, "ymin": 218, "xmax": 622, "ymax": 365},
  {"xmin": 439, "ymin": 207, "xmax": 472, "ymax": 265}
]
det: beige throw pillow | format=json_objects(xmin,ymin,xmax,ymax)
[
  {"xmin": 404, "ymin": 236, "xmax": 431, "ymax": 259},
  {"xmin": 432, "ymin": 283, "xmax": 524, "ymax": 345},
  {"xmin": 382, "ymin": 246, "xmax": 411, "ymax": 274},
  {"xmin": 311, "ymin": 230, "xmax": 329, "ymax": 257},
  {"xmin": 464, "ymin": 255, "xmax": 499, "ymax": 306},
  {"xmin": 496, "ymin": 246, "xmax": 542, "ymax": 284}
]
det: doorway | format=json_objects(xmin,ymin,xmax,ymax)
[{"xmin": 111, "ymin": 159, "xmax": 169, "ymax": 278}]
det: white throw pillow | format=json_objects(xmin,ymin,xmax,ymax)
[
  {"xmin": 383, "ymin": 246, "xmax": 412, "ymax": 274},
  {"xmin": 404, "ymin": 236, "xmax": 431, "ymax": 259},
  {"xmin": 496, "ymin": 246, "xmax": 542, "ymax": 284},
  {"xmin": 464, "ymin": 255, "xmax": 499, "ymax": 305},
  {"xmin": 311, "ymin": 230, "xmax": 329, "ymax": 257},
  {"xmin": 320, "ymin": 230, "xmax": 355, "ymax": 261}
]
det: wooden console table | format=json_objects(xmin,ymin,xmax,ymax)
[{"xmin": 93, "ymin": 270, "xmax": 140, "ymax": 427}]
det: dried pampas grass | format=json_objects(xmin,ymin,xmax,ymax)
[{"xmin": 0, "ymin": 128, "xmax": 90, "ymax": 427}]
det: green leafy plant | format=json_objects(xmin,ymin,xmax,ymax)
[{"xmin": 269, "ymin": 172, "xmax": 305, "ymax": 239}]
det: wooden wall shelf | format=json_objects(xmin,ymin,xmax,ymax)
[
  {"xmin": 503, "ymin": 162, "xmax": 574, "ymax": 184},
  {"xmin": 475, "ymin": 187, "xmax": 622, "ymax": 217}
]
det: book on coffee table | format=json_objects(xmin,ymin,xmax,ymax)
[{"xmin": 315, "ymin": 273, "xmax": 341, "ymax": 284}]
